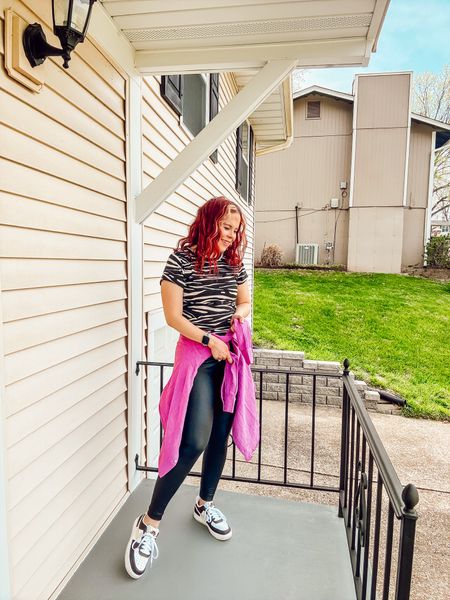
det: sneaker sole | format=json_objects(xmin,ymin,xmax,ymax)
[
  {"xmin": 193, "ymin": 509, "xmax": 232, "ymax": 541},
  {"xmin": 124, "ymin": 516, "xmax": 146, "ymax": 579}
]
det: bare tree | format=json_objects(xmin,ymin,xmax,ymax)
[
  {"xmin": 292, "ymin": 69, "xmax": 307, "ymax": 93},
  {"xmin": 413, "ymin": 65, "xmax": 449, "ymax": 123},
  {"xmin": 413, "ymin": 65, "xmax": 450, "ymax": 220},
  {"xmin": 432, "ymin": 145, "xmax": 450, "ymax": 220}
]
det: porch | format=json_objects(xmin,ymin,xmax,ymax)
[
  {"xmin": 55, "ymin": 362, "xmax": 418, "ymax": 600},
  {"xmin": 56, "ymin": 479, "xmax": 355, "ymax": 600}
]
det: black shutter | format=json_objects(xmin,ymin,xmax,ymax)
[
  {"xmin": 160, "ymin": 75, "xmax": 183, "ymax": 116},
  {"xmin": 235, "ymin": 124, "xmax": 243, "ymax": 194},
  {"xmin": 248, "ymin": 126, "xmax": 254, "ymax": 205},
  {"xmin": 209, "ymin": 73, "xmax": 219, "ymax": 163},
  {"xmin": 209, "ymin": 73, "xmax": 219, "ymax": 120}
]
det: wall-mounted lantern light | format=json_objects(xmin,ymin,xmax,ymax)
[{"xmin": 23, "ymin": 0, "xmax": 97, "ymax": 69}]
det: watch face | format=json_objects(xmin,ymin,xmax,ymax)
[{"xmin": 202, "ymin": 335, "xmax": 210, "ymax": 346}]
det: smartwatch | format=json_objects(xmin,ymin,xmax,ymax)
[{"xmin": 201, "ymin": 334, "xmax": 210, "ymax": 347}]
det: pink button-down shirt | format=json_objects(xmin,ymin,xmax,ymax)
[{"xmin": 158, "ymin": 319, "xmax": 260, "ymax": 478}]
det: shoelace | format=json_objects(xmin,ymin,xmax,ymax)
[
  {"xmin": 203, "ymin": 503, "xmax": 225, "ymax": 524},
  {"xmin": 139, "ymin": 532, "xmax": 159, "ymax": 565}
]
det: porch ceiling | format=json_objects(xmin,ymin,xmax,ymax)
[
  {"xmin": 100, "ymin": 0, "xmax": 390, "ymax": 73},
  {"xmin": 99, "ymin": 1, "xmax": 390, "ymax": 152}
]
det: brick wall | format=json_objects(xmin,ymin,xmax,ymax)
[{"xmin": 252, "ymin": 349, "xmax": 401, "ymax": 414}]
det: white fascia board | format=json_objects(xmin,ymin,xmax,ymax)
[
  {"xmin": 134, "ymin": 38, "xmax": 368, "ymax": 75},
  {"xmin": 293, "ymin": 85, "xmax": 354, "ymax": 102},
  {"xmin": 89, "ymin": 1, "xmax": 138, "ymax": 76},
  {"xmin": 135, "ymin": 59, "xmax": 298, "ymax": 224},
  {"xmin": 411, "ymin": 113, "xmax": 450, "ymax": 131},
  {"xmin": 368, "ymin": 0, "xmax": 391, "ymax": 52}
]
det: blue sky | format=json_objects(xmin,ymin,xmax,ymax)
[{"xmin": 297, "ymin": 0, "xmax": 450, "ymax": 93}]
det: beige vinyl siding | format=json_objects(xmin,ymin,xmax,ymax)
[
  {"xmin": 141, "ymin": 73, "xmax": 255, "ymax": 453},
  {"xmin": 0, "ymin": 3, "xmax": 128, "ymax": 599},
  {"xmin": 406, "ymin": 123, "xmax": 433, "ymax": 209},
  {"xmin": 293, "ymin": 96, "xmax": 353, "ymax": 138},
  {"xmin": 255, "ymin": 96, "xmax": 352, "ymax": 264},
  {"xmin": 351, "ymin": 127, "xmax": 409, "ymax": 207},
  {"xmin": 402, "ymin": 123, "xmax": 433, "ymax": 267},
  {"xmin": 348, "ymin": 73, "xmax": 411, "ymax": 273},
  {"xmin": 356, "ymin": 73, "xmax": 411, "ymax": 129}
]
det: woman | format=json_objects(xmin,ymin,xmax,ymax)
[{"xmin": 125, "ymin": 197, "xmax": 258, "ymax": 580}]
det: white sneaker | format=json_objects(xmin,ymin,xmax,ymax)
[
  {"xmin": 193, "ymin": 495, "xmax": 232, "ymax": 541},
  {"xmin": 124, "ymin": 514, "xmax": 159, "ymax": 579}
]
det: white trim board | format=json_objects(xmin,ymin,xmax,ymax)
[
  {"xmin": 125, "ymin": 74, "xmax": 145, "ymax": 494},
  {"xmin": 424, "ymin": 130, "xmax": 437, "ymax": 265},
  {"xmin": 403, "ymin": 73, "xmax": 412, "ymax": 207},
  {"xmin": 0, "ymin": 275, "xmax": 12, "ymax": 600},
  {"xmin": 134, "ymin": 38, "xmax": 369, "ymax": 74}
]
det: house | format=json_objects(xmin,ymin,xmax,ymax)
[
  {"xmin": 254, "ymin": 74, "xmax": 450, "ymax": 273},
  {"xmin": 431, "ymin": 220, "xmax": 450, "ymax": 236},
  {"xmin": 0, "ymin": 1, "xmax": 391, "ymax": 599}
]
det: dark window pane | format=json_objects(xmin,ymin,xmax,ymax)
[
  {"xmin": 183, "ymin": 74, "xmax": 206, "ymax": 136},
  {"xmin": 306, "ymin": 100, "xmax": 321, "ymax": 119}
]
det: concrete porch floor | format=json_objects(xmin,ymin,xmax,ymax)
[{"xmin": 57, "ymin": 479, "xmax": 356, "ymax": 600}]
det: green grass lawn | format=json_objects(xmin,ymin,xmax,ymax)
[{"xmin": 253, "ymin": 269, "xmax": 450, "ymax": 420}]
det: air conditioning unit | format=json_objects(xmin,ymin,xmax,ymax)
[{"xmin": 295, "ymin": 243, "xmax": 319, "ymax": 265}]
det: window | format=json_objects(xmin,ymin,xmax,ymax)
[
  {"xmin": 160, "ymin": 73, "xmax": 220, "ymax": 161},
  {"xmin": 182, "ymin": 74, "xmax": 207, "ymax": 136},
  {"xmin": 235, "ymin": 122, "xmax": 254, "ymax": 205},
  {"xmin": 306, "ymin": 100, "xmax": 321, "ymax": 119}
]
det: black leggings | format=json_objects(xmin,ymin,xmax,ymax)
[{"xmin": 147, "ymin": 354, "xmax": 235, "ymax": 521}]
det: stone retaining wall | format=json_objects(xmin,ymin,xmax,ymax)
[{"xmin": 252, "ymin": 349, "xmax": 401, "ymax": 414}]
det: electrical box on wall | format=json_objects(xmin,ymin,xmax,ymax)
[
  {"xmin": 340, "ymin": 181, "xmax": 347, "ymax": 189},
  {"xmin": 330, "ymin": 198, "xmax": 339, "ymax": 209}
]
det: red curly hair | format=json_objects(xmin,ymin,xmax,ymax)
[{"xmin": 177, "ymin": 197, "xmax": 247, "ymax": 274}]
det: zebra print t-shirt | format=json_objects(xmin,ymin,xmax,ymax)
[{"xmin": 160, "ymin": 247, "xmax": 248, "ymax": 335}]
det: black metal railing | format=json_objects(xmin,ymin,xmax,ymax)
[
  {"xmin": 135, "ymin": 357, "xmax": 419, "ymax": 600},
  {"xmin": 339, "ymin": 359, "xmax": 419, "ymax": 600},
  {"xmin": 135, "ymin": 360, "xmax": 343, "ymax": 492}
]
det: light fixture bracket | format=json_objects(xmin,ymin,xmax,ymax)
[{"xmin": 23, "ymin": 23, "xmax": 71, "ymax": 68}]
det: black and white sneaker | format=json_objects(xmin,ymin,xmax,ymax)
[
  {"xmin": 193, "ymin": 495, "xmax": 232, "ymax": 541},
  {"xmin": 124, "ymin": 514, "xmax": 159, "ymax": 579}
]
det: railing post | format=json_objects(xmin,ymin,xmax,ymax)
[
  {"xmin": 338, "ymin": 358, "xmax": 350, "ymax": 517},
  {"xmin": 395, "ymin": 483, "xmax": 419, "ymax": 600}
]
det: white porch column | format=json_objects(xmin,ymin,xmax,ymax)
[
  {"xmin": 423, "ymin": 131, "xmax": 437, "ymax": 265},
  {"xmin": 0, "ymin": 276, "xmax": 12, "ymax": 600},
  {"xmin": 126, "ymin": 75, "xmax": 145, "ymax": 493},
  {"xmin": 135, "ymin": 59, "xmax": 297, "ymax": 223}
]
